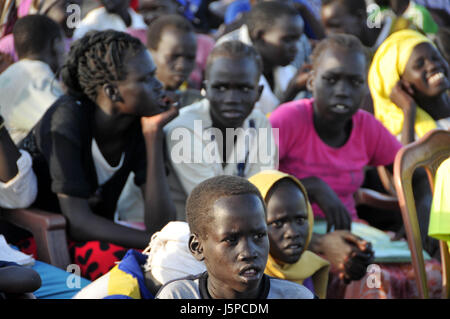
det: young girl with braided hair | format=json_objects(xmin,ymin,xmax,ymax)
[{"xmin": 21, "ymin": 30, "xmax": 178, "ymax": 280}]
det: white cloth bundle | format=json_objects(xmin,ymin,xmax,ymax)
[{"xmin": 144, "ymin": 221, "xmax": 206, "ymax": 285}]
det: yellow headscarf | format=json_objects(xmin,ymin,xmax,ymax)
[
  {"xmin": 248, "ymin": 170, "xmax": 330, "ymax": 299},
  {"xmin": 368, "ymin": 29, "xmax": 437, "ymax": 138}
]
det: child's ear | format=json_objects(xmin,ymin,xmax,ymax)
[
  {"xmin": 103, "ymin": 83, "xmax": 123, "ymax": 103},
  {"xmin": 251, "ymin": 28, "xmax": 266, "ymax": 45},
  {"xmin": 306, "ymin": 70, "xmax": 315, "ymax": 92},
  {"xmin": 189, "ymin": 234, "xmax": 205, "ymax": 261}
]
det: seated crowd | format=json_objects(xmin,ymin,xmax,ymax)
[{"xmin": 0, "ymin": 0, "xmax": 449, "ymax": 299}]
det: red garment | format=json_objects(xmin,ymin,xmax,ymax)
[
  {"xmin": 16, "ymin": 237, "xmax": 129, "ymax": 281},
  {"xmin": 68, "ymin": 240, "xmax": 128, "ymax": 281},
  {"xmin": 130, "ymin": 0, "xmax": 139, "ymax": 10}
]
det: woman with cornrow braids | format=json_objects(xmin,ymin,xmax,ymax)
[{"xmin": 20, "ymin": 30, "xmax": 179, "ymax": 281}]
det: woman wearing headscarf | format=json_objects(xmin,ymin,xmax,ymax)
[
  {"xmin": 249, "ymin": 170, "xmax": 330, "ymax": 298},
  {"xmin": 368, "ymin": 29, "xmax": 450, "ymax": 144}
]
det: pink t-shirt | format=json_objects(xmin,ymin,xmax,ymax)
[{"xmin": 269, "ymin": 98, "xmax": 402, "ymax": 220}]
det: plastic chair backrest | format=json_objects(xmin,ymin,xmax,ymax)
[{"xmin": 394, "ymin": 129, "xmax": 450, "ymax": 299}]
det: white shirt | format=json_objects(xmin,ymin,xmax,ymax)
[
  {"xmin": 92, "ymin": 138, "xmax": 145, "ymax": 227},
  {"xmin": 164, "ymin": 98, "xmax": 278, "ymax": 197},
  {"xmin": 73, "ymin": 7, "xmax": 147, "ymax": 40},
  {"xmin": 0, "ymin": 60, "xmax": 63, "ymax": 144}
]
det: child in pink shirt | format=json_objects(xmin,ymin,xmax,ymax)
[
  {"xmin": 270, "ymin": 98, "xmax": 401, "ymax": 221},
  {"xmin": 269, "ymin": 33, "xmax": 402, "ymax": 232},
  {"xmin": 270, "ymin": 34, "xmax": 441, "ymax": 298}
]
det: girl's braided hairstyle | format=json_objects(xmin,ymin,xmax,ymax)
[{"xmin": 60, "ymin": 30, "xmax": 145, "ymax": 102}]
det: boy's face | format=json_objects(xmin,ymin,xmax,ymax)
[
  {"xmin": 255, "ymin": 15, "xmax": 303, "ymax": 67},
  {"xmin": 192, "ymin": 194, "xmax": 269, "ymax": 298},
  {"xmin": 266, "ymin": 180, "xmax": 309, "ymax": 264},
  {"xmin": 151, "ymin": 27, "xmax": 197, "ymax": 91},
  {"xmin": 321, "ymin": 1, "xmax": 365, "ymax": 41},
  {"xmin": 310, "ymin": 46, "xmax": 367, "ymax": 124},
  {"xmin": 205, "ymin": 56, "xmax": 262, "ymax": 130}
]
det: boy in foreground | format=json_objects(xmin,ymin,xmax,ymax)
[{"xmin": 156, "ymin": 175, "xmax": 314, "ymax": 299}]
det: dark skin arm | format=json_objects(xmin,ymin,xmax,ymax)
[
  {"xmin": 0, "ymin": 265, "xmax": 41, "ymax": 294},
  {"xmin": 309, "ymin": 231, "xmax": 374, "ymax": 283},
  {"xmin": 0, "ymin": 118, "xmax": 21, "ymax": 183},
  {"xmin": 57, "ymin": 106, "xmax": 178, "ymax": 249},
  {"xmin": 301, "ymin": 176, "xmax": 352, "ymax": 232},
  {"xmin": 293, "ymin": 3, "xmax": 326, "ymax": 40},
  {"xmin": 140, "ymin": 104, "xmax": 179, "ymax": 236},
  {"xmin": 280, "ymin": 63, "xmax": 312, "ymax": 103},
  {"xmin": 389, "ymin": 80, "xmax": 417, "ymax": 145},
  {"xmin": 58, "ymin": 194, "xmax": 151, "ymax": 249},
  {"xmin": 384, "ymin": 164, "xmax": 438, "ymax": 257}
]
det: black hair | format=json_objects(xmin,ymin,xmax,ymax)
[
  {"xmin": 146, "ymin": 14, "xmax": 195, "ymax": 50},
  {"xmin": 205, "ymin": 40, "xmax": 263, "ymax": 80},
  {"xmin": 310, "ymin": 33, "xmax": 370, "ymax": 69},
  {"xmin": 13, "ymin": 14, "xmax": 63, "ymax": 59},
  {"xmin": 60, "ymin": 29, "xmax": 145, "ymax": 102},
  {"xmin": 186, "ymin": 175, "xmax": 265, "ymax": 238},
  {"xmin": 265, "ymin": 178, "xmax": 305, "ymax": 206},
  {"xmin": 246, "ymin": 1, "xmax": 301, "ymax": 37},
  {"xmin": 321, "ymin": 0, "xmax": 367, "ymax": 17}
]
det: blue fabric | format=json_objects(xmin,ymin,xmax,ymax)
[
  {"xmin": 177, "ymin": 0, "xmax": 202, "ymax": 21},
  {"xmin": 224, "ymin": 0, "xmax": 250, "ymax": 24},
  {"xmin": 32, "ymin": 261, "xmax": 91, "ymax": 299},
  {"xmin": 109, "ymin": 249, "xmax": 154, "ymax": 300},
  {"xmin": 302, "ymin": 276, "xmax": 315, "ymax": 295}
]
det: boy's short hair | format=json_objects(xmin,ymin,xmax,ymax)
[
  {"xmin": 310, "ymin": 33, "xmax": 370, "ymax": 69},
  {"xmin": 186, "ymin": 175, "xmax": 265, "ymax": 238},
  {"xmin": 205, "ymin": 40, "xmax": 263, "ymax": 79},
  {"xmin": 146, "ymin": 14, "xmax": 195, "ymax": 50},
  {"xmin": 13, "ymin": 14, "xmax": 62, "ymax": 59},
  {"xmin": 246, "ymin": 1, "xmax": 301, "ymax": 36}
]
